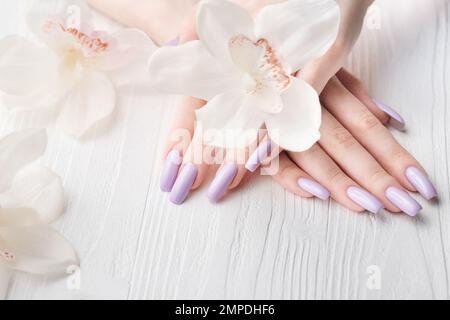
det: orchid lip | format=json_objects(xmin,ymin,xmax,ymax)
[
  {"xmin": 43, "ymin": 20, "xmax": 109, "ymax": 56},
  {"xmin": 231, "ymin": 35, "xmax": 291, "ymax": 114}
]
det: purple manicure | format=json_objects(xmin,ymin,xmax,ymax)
[
  {"xmin": 207, "ymin": 164, "xmax": 238, "ymax": 203},
  {"xmin": 405, "ymin": 167, "xmax": 437, "ymax": 200},
  {"xmin": 373, "ymin": 99, "xmax": 406, "ymax": 131},
  {"xmin": 297, "ymin": 178, "xmax": 330, "ymax": 200},
  {"xmin": 347, "ymin": 186, "xmax": 384, "ymax": 214},
  {"xmin": 169, "ymin": 163, "xmax": 198, "ymax": 205},
  {"xmin": 385, "ymin": 187, "xmax": 422, "ymax": 217},
  {"xmin": 245, "ymin": 140, "xmax": 273, "ymax": 172},
  {"xmin": 164, "ymin": 37, "xmax": 180, "ymax": 46},
  {"xmin": 160, "ymin": 150, "xmax": 182, "ymax": 192}
]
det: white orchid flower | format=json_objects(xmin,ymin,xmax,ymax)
[
  {"xmin": 0, "ymin": 130, "xmax": 78, "ymax": 294},
  {"xmin": 0, "ymin": 0, "xmax": 157, "ymax": 138},
  {"xmin": 148, "ymin": 0, "xmax": 340, "ymax": 151}
]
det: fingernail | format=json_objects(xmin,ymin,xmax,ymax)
[
  {"xmin": 347, "ymin": 186, "xmax": 384, "ymax": 214},
  {"xmin": 169, "ymin": 163, "xmax": 198, "ymax": 205},
  {"xmin": 164, "ymin": 37, "xmax": 179, "ymax": 46},
  {"xmin": 385, "ymin": 187, "xmax": 422, "ymax": 217},
  {"xmin": 297, "ymin": 178, "xmax": 330, "ymax": 201},
  {"xmin": 207, "ymin": 164, "xmax": 238, "ymax": 203},
  {"xmin": 160, "ymin": 150, "xmax": 182, "ymax": 192},
  {"xmin": 405, "ymin": 167, "xmax": 437, "ymax": 200},
  {"xmin": 245, "ymin": 140, "xmax": 272, "ymax": 172},
  {"xmin": 373, "ymin": 99, "xmax": 406, "ymax": 131}
]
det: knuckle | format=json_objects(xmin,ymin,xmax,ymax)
[
  {"xmin": 390, "ymin": 147, "xmax": 409, "ymax": 163},
  {"xmin": 327, "ymin": 168, "xmax": 347, "ymax": 185},
  {"xmin": 367, "ymin": 168, "xmax": 391, "ymax": 185},
  {"xmin": 332, "ymin": 126, "xmax": 357, "ymax": 148},
  {"xmin": 304, "ymin": 143, "xmax": 322, "ymax": 156},
  {"xmin": 356, "ymin": 110, "xmax": 382, "ymax": 131},
  {"xmin": 278, "ymin": 162, "xmax": 298, "ymax": 179}
]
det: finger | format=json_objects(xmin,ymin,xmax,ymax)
[
  {"xmin": 208, "ymin": 130, "xmax": 280, "ymax": 203},
  {"xmin": 272, "ymin": 153, "xmax": 331, "ymax": 200},
  {"xmin": 336, "ymin": 69, "xmax": 405, "ymax": 130},
  {"xmin": 319, "ymin": 108, "xmax": 422, "ymax": 216},
  {"xmin": 169, "ymin": 130, "xmax": 210, "ymax": 205},
  {"xmin": 181, "ymin": 121, "xmax": 213, "ymax": 191},
  {"xmin": 206, "ymin": 147, "xmax": 249, "ymax": 203},
  {"xmin": 207, "ymin": 136, "xmax": 264, "ymax": 203},
  {"xmin": 245, "ymin": 136, "xmax": 283, "ymax": 173},
  {"xmin": 161, "ymin": 97, "xmax": 211, "ymax": 205},
  {"xmin": 288, "ymin": 144, "xmax": 383, "ymax": 214},
  {"xmin": 160, "ymin": 96, "xmax": 200, "ymax": 193},
  {"xmin": 322, "ymin": 77, "xmax": 437, "ymax": 201}
]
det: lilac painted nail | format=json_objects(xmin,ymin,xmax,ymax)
[
  {"xmin": 169, "ymin": 163, "xmax": 198, "ymax": 205},
  {"xmin": 164, "ymin": 37, "xmax": 179, "ymax": 46},
  {"xmin": 245, "ymin": 140, "xmax": 272, "ymax": 172},
  {"xmin": 297, "ymin": 178, "xmax": 330, "ymax": 201},
  {"xmin": 373, "ymin": 99, "xmax": 406, "ymax": 131},
  {"xmin": 160, "ymin": 150, "xmax": 182, "ymax": 192},
  {"xmin": 385, "ymin": 187, "xmax": 422, "ymax": 217},
  {"xmin": 405, "ymin": 167, "xmax": 437, "ymax": 200},
  {"xmin": 207, "ymin": 164, "xmax": 238, "ymax": 203},
  {"xmin": 347, "ymin": 186, "xmax": 384, "ymax": 214}
]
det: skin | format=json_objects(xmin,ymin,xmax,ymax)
[{"xmin": 89, "ymin": 0, "xmax": 429, "ymax": 213}]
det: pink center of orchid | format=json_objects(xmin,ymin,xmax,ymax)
[
  {"xmin": 42, "ymin": 20, "xmax": 112, "ymax": 73},
  {"xmin": 60, "ymin": 25, "xmax": 109, "ymax": 54},
  {"xmin": 42, "ymin": 20, "xmax": 109, "ymax": 55},
  {"xmin": 229, "ymin": 35, "xmax": 291, "ymax": 113}
]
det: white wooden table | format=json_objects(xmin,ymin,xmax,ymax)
[{"xmin": 1, "ymin": 0, "xmax": 449, "ymax": 300}]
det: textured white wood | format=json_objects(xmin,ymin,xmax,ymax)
[{"xmin": 1, "ymin": 0, "xmax": 449, "ymax": 300}]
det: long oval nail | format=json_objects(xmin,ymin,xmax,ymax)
[
  {"xmin": 385, "ymin": 187, "xmax": 422, "ymax": 217},
  {"xmin": 373, "ymin": 99, "xmax": 406, "ymax": 131},
  {"xmin": 405, "ymin": 167, "xmax": 437, "ymax": 200},
  {"xmin": 245, "ymin": 140, "xmax": 272, "ymax": 172},
  {"xmin": 207, "ymin": 164, "xmax": 238, "ymax": 203},
  {"xmin": 297, "ymin": 178, "xmax": 330, "ymax": 200},
  {"xmin": 169, "ymin": 163, "xmax": 198, "ymax": 205},
  {"xmin": 347, "ymin": 186, "xmax": 384, "ymax": 214},
  {"xmin": 160, "ymin": 150, "xmax": 182, "ymax": 192}
]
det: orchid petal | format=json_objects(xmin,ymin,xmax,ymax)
[
  {"xmin": 57, "ymin": 71, "xmax": 115, "ymax": 138},
  {"xmin": 99, "ymin": 28, "xmax": 158, "ymax": 87},
  {"xmin": 265, "ymin": 77, "xmax": 322, "ymax": 152},
  {"xmin": 0, "ymin": 35, "xmax": 72, "ymax": 111},
  {"xmin": 0, "ymin": 166, "xmax": 64, "ymax": 227},
  {"xmin": 97, "ymin": 28, "xmax": 157, "ymax": 71},
  {"xmin": 0, "ymin": 226, "xmax": 78, "ymax": 275},
  {"xmin": 255, "ymin": 0, "xmax": 340, "ymax": 72},
  {"xmin": 197, "ymin": 0, "xmax": 255, "ymax": 67},
  {"xmin": 0, "ymin": 35, "xmax": 59, "ymax": 96},
  {"xmin": 148, "ymin": 41, "xmax": 241, "ymax": 100},
  {"xmin": 0, "ymin": 129, "xmax": 47, "ymax": 193},
  {"xmin": 196, "ymin": 90, "xmax": 266, "ymax": 148}
]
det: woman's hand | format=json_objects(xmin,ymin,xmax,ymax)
[
  {"xmin": 160, "ymin": 68, "xmax": 437, "ymax": 216},
  {"xmin": 270, "ymin": 69, "xmax": 437, "ymax": 216},
  {"xmin": 88, "ymin": 0, "xmax": 438, "ymax": 215}
]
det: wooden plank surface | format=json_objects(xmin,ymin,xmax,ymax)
[{"xmin": 1, "ymin": 0, "xmax": 449, "ymax": 300}]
